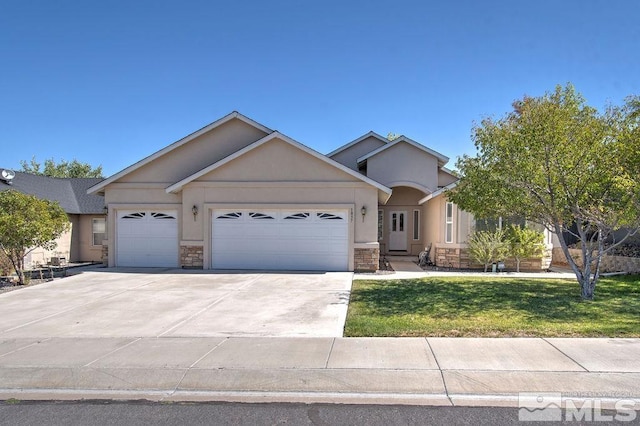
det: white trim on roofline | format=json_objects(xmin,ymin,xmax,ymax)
[
  {"xmin": 418, "ymin": 181, "xmax": 458, "ymax": 204},
  {"xmin": 440, "ymin": 166, "xmax": 457, "ymax": 176},
  {"xmin": 165, "ymin": 131, "xmax": 393, "ymax": 202},
  {"xmin": 87, "ymin": 111, "xmax": 273, "ymax": 195},
  {"xmin": 356, "ymin": 135, "xmax": 449, "ymax": 165},
  {"xmin": 326, "ymin": 131, "xmax": 389, "ymax": 158}
]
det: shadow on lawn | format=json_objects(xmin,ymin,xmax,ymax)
[{"xmin": 350, "ymin": 277, "xmax": 640, "ymax": 322}]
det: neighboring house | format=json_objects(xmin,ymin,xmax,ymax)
[
  {"xmin": 87, "ymin": 111, "xmax": 552, "ymax": 272},
  {"xmin": 0, "ymin": 170, "xmax": 106, "ymax": 268}
]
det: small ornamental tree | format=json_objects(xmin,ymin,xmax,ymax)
[
  {"xmin": 468, "ymin": 229, "xmax": 509, "ymax": 272},
  {"xmin": 448, "ymin": 84, "xmax": 640, "ymax": 300},
  {"xmin": 506, "ymin": 225, "xmax": 545, "ymax": 272},
  {"xmin": 0, "ymin": 190, "xmax": 69, "ymax": 284}
]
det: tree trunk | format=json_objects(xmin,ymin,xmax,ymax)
[
  {"xmin": 553, "ymin": 222, "xmax": 600, "ymax": 300},
  {"xmin": 484, "ymin": 263, "xmax": 489, "ymax": 272},
  {"xmin": 516, "ymin": 258, "xmax": 521, "ymax": 273}
]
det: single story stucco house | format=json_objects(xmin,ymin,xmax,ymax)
[
  {"xmin": 0, "ymin": 170, "xmax": 106, "ymax": 268},
  {"xmin": 88, "ymin": 112, "xmax": 553, "ymax": 272}
]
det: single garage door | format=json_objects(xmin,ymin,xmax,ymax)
[
  {"xmin": 116, "ymin": 210, "xmax": 179, "ymax": 267},
  {"xmin": 212, "ymin": 210, "xmax": 349, "ymax": 271}
]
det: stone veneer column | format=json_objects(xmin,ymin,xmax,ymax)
[
  {"xmin": 181, "ymin": 245, "xmax": 204, "ymax": 269},
  {"xmin": 354, "ymin": 247, "xmax": 379, "ymax": 272},
  {"xmin": 102, "ymin": 244, "xmax": 108, "ymax": 266}
]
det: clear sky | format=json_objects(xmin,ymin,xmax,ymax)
[{"xmin": 1, "ymin": 1, "xmax": 638, "ymax": 176}]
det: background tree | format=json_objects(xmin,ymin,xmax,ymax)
[
  {"xmin": 448, "ymin": 84, "xmax": 640, "ymax": 300},
  {"xmin": 20, "ymin": 157, "xmax": 103, "ymax": 178},
  {"xmin": 0, "ymin": 190, "xmax": 69, "ymax": 284},
  {"xmin": 506, "ymin": 225, "xmax": 545, "ymax": 273},
  {"xmin": 468, "ymin": 229, "xmax": 509, "ymax": 272}
]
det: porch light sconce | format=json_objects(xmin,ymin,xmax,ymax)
[
  {"xmin": 192, "ymin": 205, "xmax": 198, "ymax": 221},
  {"xmin": 103, "ymin": 206, "xmax": 108, "ymax": 216},
  {"xmin": 361, "ymin": 206, "xmax": 367, "ymax": 222}
]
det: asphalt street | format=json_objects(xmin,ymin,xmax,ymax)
[{"xmin": 0, "ymin": 401, "xmax": 571, "ymax": 426}]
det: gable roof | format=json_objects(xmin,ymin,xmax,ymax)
[
  {"xmin": 87, "ymin": 111, "xmax": 273, "ymax": 195},
  {"xmin": 418, "ymin": 181, "xmax": 458, "ymax": 205},
  {"xmin": 326, "ymin": 131, "xmax": 388, "ymax": 158},
  {"xmin": 0, "ymin": 171, "xmax": 104, "ymax": 214},
  {"xmin": 165, "ymin": 131, "xmax": 393, "ymax": 202},
  {"xmin": 356, "ymin": 135, "xmax": 449, "ymax": 165}
]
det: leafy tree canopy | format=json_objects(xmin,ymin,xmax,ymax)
[
  {"xmin": 448, "ymin": 84, "xmax": 640, "ymax": 299},
  {"xmin": 0, "ymin": 190, "xmax": 69, "ymax": 284},
  {"xmin": 20, "ymin": 157, "xmax": 103, "ymax": 178}
]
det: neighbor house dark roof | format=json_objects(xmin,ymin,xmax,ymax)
[{"xmin": 0, "ymin": 171, "xmax": 104, "ymax": 214}]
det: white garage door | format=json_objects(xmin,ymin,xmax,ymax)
[
  {"xmin": 116, "ymin": 210, "xmax": 178, "ymax": 267},
  {"xmin": 212, "ymin": 210, "xmax": 349, "ymax": 271}
]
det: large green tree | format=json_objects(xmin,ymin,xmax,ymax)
[
  {"xmin": 0, "ymin": 190, "xmax": 69, "ymax": 284},
  {"xmin": 448, "ymin": 84, "xmax": 640, "ymax": 300},
  {"xmin": 20, "ymin": 157, "xmax": 103, "ymax": 178}
]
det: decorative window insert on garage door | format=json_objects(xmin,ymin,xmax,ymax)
[
  {"xmin": 116, "ymin": 210, "xmax": 179, "ymax": 267},
  {"xmin": 211, "ymin": 210, "xmax": 349, "ymax": 271}
]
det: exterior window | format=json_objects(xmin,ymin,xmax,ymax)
[
  {"xmin": 399, "ymin": 213, "xmax": 404, "ymax": 232},
  {"xmin": 413, "ymin": 210, "xmax": 420, "ymax": 240},
  {"xmin": 378, "ymin": 210, "xmax": 383, "ymax": 241},
  {"xmin": 92, "ymin": 218, "xmax": 106, "ymax": 246},
  {"xmin": 392, "ymin": 213, "xmax": 397, "ymax": 232},
  {"xmin": 445, "ymin": 202, "xmax": 454, "ymax": 243}
]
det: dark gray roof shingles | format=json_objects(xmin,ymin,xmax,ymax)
[{"xmin": 0, "ymin": 171, "xmax": 104, "ymax": 214}]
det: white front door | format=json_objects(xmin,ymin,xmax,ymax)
[{"xmin": 389, "ymin": 211, "xmax": 407, "ymax": 251}]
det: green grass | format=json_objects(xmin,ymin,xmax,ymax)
[{"xmin": 344, "ymin": 275, "xmax": 640, "ymax": 337}]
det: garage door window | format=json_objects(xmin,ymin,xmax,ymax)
[{"xmin": 284, "ymin": 212, "xmax": 310, "ymax": 220}]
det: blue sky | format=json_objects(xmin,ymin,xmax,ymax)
[{"xmin": 1, "ymin": 1, "xmax": 638, "ymax": 176}]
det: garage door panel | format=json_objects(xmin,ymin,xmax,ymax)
[
  {"xmin": 117, "ymin": 210, "xmax": 178, "ymax": 268},
  {"xmin": 212, "ymin": 209, "xmax": 348, "ymax": 271}
]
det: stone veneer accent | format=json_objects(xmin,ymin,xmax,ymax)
[
  {"xmin": 552, "ymin": 247, "xmax": 640, "ymax": 274},
  {"xmin": 354, "ymin": 247, "xmax": 379, "ymax": 272},
  {"xmin": 181, "ymin": 245, "xmax": 204, "ymax": 269},
  {"xmin": 102, "ymin": 244, "xmax": 108, "ymax": 266},
  {"xmin": 435, "ymin": 247, "xmax": 552, "ymax": 271}
]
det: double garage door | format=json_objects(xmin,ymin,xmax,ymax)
[
  {"xmin": 211, "ymin": 209, "xmax": 348, "ymax": 271},
  {"xmin": 116, "ymin": 209, "xmax": 349, "ymax": 270}
]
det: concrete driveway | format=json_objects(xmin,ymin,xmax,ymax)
[{"xmin": 0, "ymin": 269, "xmax": 353, "ymax": 338}]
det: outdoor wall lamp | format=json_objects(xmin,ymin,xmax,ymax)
[
  {"xmin": 192, "ymin": 205, "xmax": 198, "ymax": 221},
  {"xmin": 361, "ymin": 206, "xmax": 367, "ymax": 222},
  {"xmin": 103, "ymin": 206, "xmax": 108, "ymax": 216}
]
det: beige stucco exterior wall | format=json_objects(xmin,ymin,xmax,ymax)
[
  {"xmin": 180, "ymin": 138, "xmax": 380, "ymax": 269},
  {"xmin": 438, "ymin": 169, "xmax": 458, "ymax": 187},
  {"xmin": 101, "ymin": 135, "xmax": 381, "ymax": 270},
  {"xmin": 421, "ymin": 195, "xmax": 473, "ymax": 261},
  {"xmin": 366, "ymin": 143, "xmax": 439, "ymax": 192},
  {"xmin": 119, "ymin": 118, "xmax": 268, "ymax": 184},
  {"xmin": 329, "ymin": 136, "xmax": 387, "ymax": 171}
]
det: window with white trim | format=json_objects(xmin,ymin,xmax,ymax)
[
  {"xmin": 445, "ymin": 202, "xmax": 454, "ymax": 243},
  {"xmin": 413, "ymin": 210, "xmax": 420, "ymax": 240},
  {"xmin": 92, "ymin": 218, "xmax": 106, "ymax": 246},
  {"xmin": 378, "ymin": 210, "xmax": 383, "ymax": 241}
]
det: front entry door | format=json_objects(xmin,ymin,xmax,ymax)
[{"xmin": 389, "ymin": 211, "xmax": 407, "ymax": 251}]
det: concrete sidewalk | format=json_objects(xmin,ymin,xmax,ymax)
[{"xmin": 1, "ymin": 336, "xmax": 639, "ymax": 407}]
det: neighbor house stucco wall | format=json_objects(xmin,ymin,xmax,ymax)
[{"xmin": 77, "ymin": 215, "xmax": 105, "ymax": 263}]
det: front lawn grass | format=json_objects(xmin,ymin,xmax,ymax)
[{"xmin": 344, "ymin": 276, "xmax": 640, "ymax": 337}]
